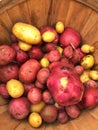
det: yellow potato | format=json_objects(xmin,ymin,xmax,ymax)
[
  {"xmin": 28, "ymin": 112, "xmax": 42, "ymax": 128},
  {"xmin": 89, "ymin": 70, "xmax": 98, "ymax": 80},
  {"xmin": 42, "ymin": 31, "xmax": 55, "ymax": 43},
  {"xmin": 81, "ymin": 55, "xmax": 94, "ymax": 69},
  {"xmin": 80, "ymin": 70, "xmax": 90, "ymax": 83},
  {"xmin": 30, "ymin": 101, "xmax": 46, "ymax": 113},
  {"xmin": 12, "ymin": 22, "xmax": 41, "ymax": 45},
  {"xmin": 40, "ymin": 57, "xmax": 50, "ymax": 68},
  {"xmin": 55, "ymin": 21, "xmax": 64, "ymax": 33},
  {"xmin": 56, "ymin": 46, "xmax": 63, "ymax": 56},
  {"xmin": 18, "ymin": 41, "xmax": 32, "ymax": 51},
  {"xmin": 81, "ymin": 44, "xmax": 95, "ymax": 53},
  {"xmin": 6, "ymin": 79, "xmax": 24, "ymax": 98}
]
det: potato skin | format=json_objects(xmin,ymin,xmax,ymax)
[
  {"xmin": 19, "ymin": 59, "xmax": 41, "ymax": 83},
  {"xmin": 0, "ymin": 45, "xmax": 16, "ymax": 65},
  {"xmin": 12, "ymin": 22, "xmax": 41, "ymax": 44},
  {"xmin": 0, "ymin": 63, "xmax": 19, "ymax": 83}
]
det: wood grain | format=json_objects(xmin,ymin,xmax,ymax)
[
  {"xmin": 0, "ymin": 96, "xmax": 9, "ymax": 106},
  {"xmin": 0, "ymin": 0, "xmax": 26, "ymax": 14},
  {"xmin": 0, "ymin": 0, "xmax": 98, "ymax": 14},
  {"xmin": 0, "ymin": 111, "xmax": 21, "ymax": 130},
  {"xmin": 76, "ymin": 0, "xmax": 98, "ymax": 12},
  {"xmin": 15, "ymin": 119, "xmax": 45, "ymax": 130}
]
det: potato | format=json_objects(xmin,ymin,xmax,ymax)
[
  {"xmin": 12, "ymin": 42, "xmax": 29, "ymax": 64},
  {"xmin": 0, "ymin": 45, "xmax": 16, "ymax": 65},
  {"xmin": 89, "ymin": 70, "xmax": 98, "ymax": 80},
  {"xmin": 81, "ymin": 44, "xmax": 95, "ymax": 54},
  {"xmin": 35, "ymin": 80, "xmax": 45, "ymax": 90},
  {"xmin": 57, "ymin": 110, "xmax": 69, "ymax": 124},
  {"xmin": 80, "ymin": 70, "xmax": 90, "ymax": 83},
  {"xmin": 65, "ymin": 105, "xmax": 81, "ymax": 119},
  {"xmin": 12, "ymin": 22, "xmax": 41, "ymax": 45},
  {"xmin": 19, "ymin": 59, "xmax": 41, "ymax": 83},
  {"xmin": 27, "ymin": 87, "xmax": 42, "ymax": 104},
  {"xmin": 8, "ymin": 97, "xmax": 30, "ymax": 120},
  {"xmin": 40, "ymin": 105, "xmax": 58, "ymax": 123},
  {"xmin": 0, "ymin": 84, "xmax": 10, "ymax": 98},
  {"xmin": 23, "ymin": 83, "xmax": 35, "ymax": 96},
  {"xmin": 81, "ymin": 55, "xmax": 94, "ymax": 69},
  {"xmin": 37, "ymin": 68, "xmax": 50, "ymax": 84},
  {"xmin": 0, "ymin": 63, "xmax": 19, "ymax": 83},
  {"xmin": 30, "ymin": 101, "xmax": 46, "ymax": 113},
  {"xmin": 29, "ymin": 46, "xmax": 43, "ymax": 60}
]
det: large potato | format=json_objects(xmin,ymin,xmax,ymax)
[{"xmin": 12, "ymin": 22, "xmax": 41, "ymax": 45}]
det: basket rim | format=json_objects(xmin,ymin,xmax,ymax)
[{"xmin": 0, "ymin": 0, "xmax": 98, "ymax": 14}]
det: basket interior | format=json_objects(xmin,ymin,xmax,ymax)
[{"xmin": 0, "ymin": 0, "xmax": 98, "ymax": 130}]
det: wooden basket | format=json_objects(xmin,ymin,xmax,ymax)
[{"xmin": 0, "ymin": 0, "xmax": 98, "ymax": 130}]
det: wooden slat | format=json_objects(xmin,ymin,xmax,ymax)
[
  {"xmin": 0, "ymin": 11, "xmax": 13, "ymax": 32},
  {"xmin": 19, "ymin": 1, "xmax": 31, "ymax": 24},
  {"xmin": 0, "ymin": 111, "xmax": 21, "ymax": 130},
  {"xmin": 0, "ymin": 95, "xmax": 9, "ymax": 106},
  {"xmin": 7, "ymin": 5, "xmax": 25, "ymax": 24},
  {"xmin": 47, "ymin": 0, "xmax": 70, "ymax": 26},
  {"xmin": 0, "ymin": 105, "xmax": 7, "ymax": 114},
  {"xmin": 70, "ymin": 111, "xmax": 98, "ymax": 130},
  {"xmin": 76, "ymin": 0, "xmax": 98, "ymax": 12},
  {"xmin": 80, "ymin": 10, "xmax": 98, "ymax": 42},
  {"xmin": 27, "ymin": 0, "xmax": 51, "ymax": 28},
  {"xmin": 0, "ymin": 0, "xmax": 26, "ymax": 14},
  {"xmin": 65, "ymin": 0, "xmax": 92, "ymax": 31},
  {"xmin": 45, "ymin": 121, "xmax": 73, "ymax": 130},
  {"xmin": 88, "ymin": 107, "xmax": 98, "ymax": 120},
  {"xmin": 15, "ymin": 119, "xmax": 45, "ymax": 130}
]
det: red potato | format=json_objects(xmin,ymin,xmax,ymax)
[
  {"xmin": 0, "ymin": 84, "xmax": 10, "ymax": 98},
  {"xmin": 59, "ymin": 27, "xmax": 82, "ymax": 48},
  {"xmin": 0, "ymin": 45, "xmax": 16, "ymax": 65},
  {"xmin": 43, "ymin": 43, "xmax": 56, "ymax": 53},
  {"xmin": 40, "ymin": 26, "xmax": 59, "ymax": 44},
  {"xmin": 57, "ymin": 109, "xmax": 69, "ymax": 124},
  {"xmin": 19, "ymin": 59, "xmax": 41, "ymax": 83},
  {"xmin": 49, "ymin": 61, "xmax": 74, "ymax": 73},
  {"xmin": 65, "ymin": 105, "xmax": 81, "ymax": 119},
  {"xmin": 8, "ymin": 97, "xmax": 30, "ymax": 120},
  {"xmin": 76, "ymin": 48, "xmax": 85, "ymax": 60},
  {"xmin": 74, "ymin": 65, "xmax": 84, "ymax": 75},
  {"xmin": 12, "ymin": 42, "xmax": 29, "ymax": 64},
  {"xmin": 43, "ymin": 53, "xmax": 49, "ymax": 59},
  {"xmin": 23, "ymin": 83, "xmax": 35, "ymax": 96},
  {"xmin": 35, "ymin": 80, "xmax": 45, "ymax": 90},
  {"xmin": 28, "ymin": 46, "xmax": 43, "ymax": 60},
  {"xmin": 60, "ymin": 57, "xmax": 70, "ymax": 64},
  {"xmin": 27, "ymin": 87, "xmax": 42, "ymax": 104},
  {"xmin": 0, "ymin": 63, "xmax": 19, "ymax": 83},
  {"xmin": 48, "ymin": 50, "xmax": 61, "ymax": 62},
  {"xmin": 42, "ymin": 90, "xmax": 54, "ymax": 104},
  {"xmin": 40, "ymin": 105, "xmax": 58, "ymax": 123},
  {"xmin": 84, "ymin": 80, "xmax": 98, "ymax": 88},
  {"xmin": 63, "ymin": 45, "xmax": 73, "ymax": 59},
  {"xmin": 79, "ymin": 88, "xmax": 98, "ymax": 109},
  {"xmin": 37, "ymin": 68, "xmax": 50, "ymax": 84},
  {"xmin": 47, "ymin": 63, "xmax": 84, "ymax": 106},
  {"xmin": 70, "ymin": 50, "xmax": 81, "ymax": 65}
]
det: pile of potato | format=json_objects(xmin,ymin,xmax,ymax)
[{"xmin": 0, "ymin": 21, "xmax": 98, "ymax": 128}]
